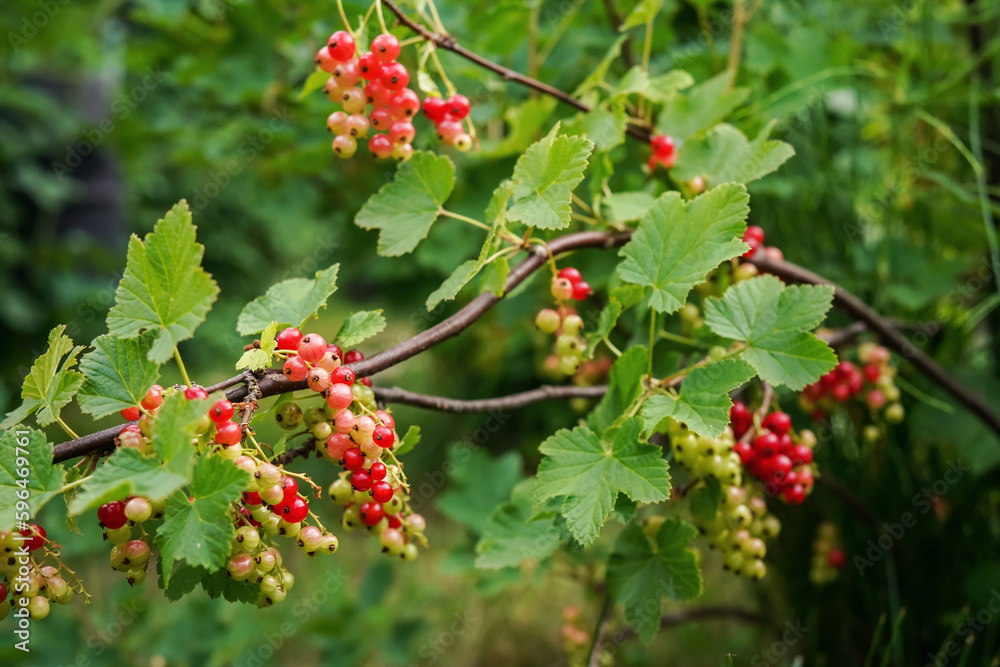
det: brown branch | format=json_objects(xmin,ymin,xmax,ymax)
[
  {"xmin": 748, "ymin": 254, "xmax": 1000, "ymax": 440},
  {"xmin": 372, "ymin": 384, "xmax": 606, "ymax": 413},
  {"xmin": 382, "ymin": 0, "xmax": 653, "ymax": 143}
]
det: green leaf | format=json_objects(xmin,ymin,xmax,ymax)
[
  {"xmin": 479, "ymin": 256, "xmax": 510, "ymax": 297},
  {"xmin": 644, "ymin": 71, "xmax": 696, "ymax": 104},
  {"xmin": 704, "ymin": 275, "xmax": 837, "ymax": 389},
  {"xmin": 269, "ymin": 433, "xmax": 290, "ymax": 460},
  {"xmin": 475, "ymin": 479, "xmax": 561, "ymax": 570},
  {"xmin": 603, "ymin": 191, "xmax": 657, "ymax": 224},
  {"xmin": 77, "ymin": 332, "xmax": 161, "ymax": 418},
  {"xmin": 355, "ymin": 151, "xmax": 456, "ymax": 256},
  {"xmin": 160, "ymin": 562, "xmax": 203, "ymax": 602},
  {"xmin": 607, "ymin": 519, "xmax": 703, "ymax": 643},
  {"xmin": 0, "ymin": 428, "xmax": 65, "ymax": 531},
  {"xmin": 672, "ymin": 122, "xmax": 796, "ymax": 187},
  {"xmin": 426, "ymin": 260, "xmax": 479, "ymax": 311},
  {"xmin": 588, "ymin": 346, "xmax": 649, "ymax": 433},
  {"xmin": 394, "ymin": 425, "xmax": 421, "ymax": 456},
  {"xmin": 3, "ymin": 325, "xmax": 84, "ymax": 428},
  {"xmin": 616, "ymin": 184, "xmax": 750, "ymax": 313},
  {"xmin": 235, "ymin": 321, "xmax": 278, "ymax": 371},
  {"xmin": 68, "ymin": 448, "xmax": 188, "ymax": 514},
  {"xmin": 236, "ymin": 264, "xmax": 340, "ymax": 335},
  {"xmin": 298, "ymin": 67, "xmax": 329, "ymax": 100},
  {"xmin": 335, "ymin": 310, "xmax": 386, "ymax": 348},
  {"xmin": 533, "ymin": 418, "xmax": 671, "ymax": 546},
  {"xmin": 585, "ymin": 285, "xmax": 646, "ymax": 358},
  {"xmin": 156, "ymin": 455, "xmax": 249, "ymax": 584},
  {"xmin": 565, "ymin": 103, "xmax": 627, "ymax": 152},
  {"xmin": 152, "ymin": 393, "xmax": 211, "ymax": 478},
  {"xmin": 437, "ymin": 447, "xmax": 522, "ymax": 531},
  {"xmin": 640, "ymin": 359, "xmax": 756, "ymax": 438},
  {"xmin": 656, "ymin": 72, "xmax": 750, "ymax": 142},
  {"xmin": 507, "ymin": 125, "xmax": 594, "ymax": 231},
  {"xmin": 621, "ymin": 0, "xmax": 664, "ymax": 30},
  {"xmin": 687, "ymin": 477, "xmax": 722, "ymax": 523},
  {"xmin": 199, "ymin": 567, "xmax": 261, "ymax": 603},
  {"xmin": 106, "ymin": 200, "xmax": 220, "ymax": 363}
]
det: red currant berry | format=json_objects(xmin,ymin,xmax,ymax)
[
  {"xmin": 281, "ymin": 497, "xmax": 310, "ymax": 523},
  {"xmin": 863, "ymin": 364, "xmax": 881, "ymax": 383},
  {"xmin": 343, "ymin": 350, "xmax": 364, "ymax": 364},
  {"xmin": 184, "ymin": 385, "xmax": 208, "ymax": 400},
  {"xmin": 327, "ymin": 31, "xmax": 356, "ymax": 62},
  {"xmin": 308, "ymin": 367, "xmax": 333, "ymax": 393},
  {"xmin": 315, "ymin": 47, "xmax": 337, "ymax": 73},
  {"xmin": 364, "ymin": 80, "xmax": 392, "ymax": 107},
  {"xmin": 371, "ymin": 33, "xmax": 401, "ymax": 62},
  {"xmin": 325, "ymin": 383, "xmax": 354, "ymax": 410},
  {"xmin": 0, "ymin": 582, "xmax": 7, "ymax": 604},
  {"xmin": 827, "ymin": 548, "xmax": 846, "ymax": 568},
  {"xmin": 650, "ymin": 134, "xmax": 675, "ymax": 158},
  {"xmin": 215, "ymin": 421, "xmax": 242, "ymax": 446},
  {"xmin": 242, "ymin": 490, "xmax": 262, "ymax": 506},
  {"xmin": 752, "ymin": 432, "xmax": 779, "ymax": 458},
  {"xmin": 360, "ymin": 377, "xmax": 372, "ymax": 387},
  {"xmin": 280, "ymin": 477, "xmax": 298, "ymax": 504},
  {"xmin": 276, "ymin": 327, "xmax": 303, "ymax": 350},
  {"xmin": 358, "ymin": 52, "xmax": 383, "ymax": 80},
  {"xmin": 20, "ymin": 524, "xmax": 46, "ymax": 551},
  {"xmin": 733, "ymin": 441, "xmax": 755, "ymax": 465},
  {"xmin": 332, "ymin": 366, "xmax": 355, "ymax": 385},
  {"xmin": 388, "ymin": 515, "xmax": 402, "ymax": 529},
  {"xmin": 298, "ymin": 334, "xmax": 327, "ymax": 363},
  {"xmin": 790, "ymin": 445, "xmax": 813, "ymax": 465},
  {"xmin": 386, "ymin": 120, "xmax": 414, "ymax": 146},
  {"xmin": 379, "ymin": 62, "xmax": 409, "ymax": 90},
  {"xmin": 742, "ymin": 236, "xmax": 762, "ymax": 258},
  {"xmin": 342, "ymin": 447, "xmax": 365, "ymax": 470},
  {"xmin": 831, "ymin": 383, "xmax": 851, "ymax": 402},
  {"xmin": 744, "ymin": 225, "xmax": 765, "ymax": 244},
  {"xmin": 447, "ymin": 94, "xmax": 471, "ymax": 119},
  {"xmin": 371, "ymin": 480, "xmax": 394, "ymax": 503},
  {"xmin": 141, "ymin": 385, "xmax": 164, "ymax": 411},
  {"xmin": 436, "ymin": 119, "xmax": 463, "ymax": 144},
  {"xmin": 345, "ymin": 113, "xmax": 370, "ymax": 138},
  {"xmin": 557, "ymin": 267, "xmax": 582, "ymax": 284},
  {"xmin": 209, "ymin": 399, "xmax": 235, "ymax": 423},
  {"xmin": 369, "ymin": 460, "xmax": 387, "ymax": 481},
  {"xmin": 332, "ymin": 59, "xmax": 361, "ymax": 88},
  {"xmin": 571, "ymin": 281, "xmax": 592, "ymax": 301},
  {"xmin": 423, "ymin": 96, "xmax": 447, "ymax": 122},
  {"xmin": 359, "ymin": 501, "xmax": 385, "ymax": 526},
  {"xmin": 283, "ymin": 356, "xmax": 309, "ymax": 382},
  {"xmin": 375, "ymin": 410, "xmax": 395, "ymax": 430},
  {"xmin": 782, "ymin": 484, "xmax": 806, "ymax": 505},
  {"xmin": 372, "ymin": 425, "xmax": 395, "ymax": 448},
  {"xmin": 350, "ymin": 470, "xmax": 373, "ymax": 492},
  {"xmin": 98, "ymin": 501, "xmax": 128, "ymax": 529},
  {"xmin": 761, "ymin": 411, "xmax": 791, "ymax": 435},
  {"xmin": 121, "ymin": 406, "xmax": 141, "ymax": 421},
  {"xmin": 388, "ymin": 88, "xmax": 420, "ymax": 118},
  {"xmin": 369, "ymin": 134, "xmax": 394, "ymax": 159},
  {"xmin": 867, "ymin": 389, "xmax": 886, "ymax": 408},
  {"xmin": 369, "ymin": 108, "xmax": 392, "ymax": 131}
]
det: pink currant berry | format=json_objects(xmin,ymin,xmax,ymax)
[
  {"xmin": 342, "ymin": 447, "xmax": 365, "ymax": 470},
  {"xmin": 215, "ymin": 421, "xmax": 242, "ymax": 446},
  {"xmin": 276, "ymin": 327, "xmax": 303, "ymax": 351},
  {"xmin": 317, "ymin": 351, "xmax": 342, "ymax": 372},
  {"xmin": 327, "ymin": 111, "xmax": 348, "ymax": 134},
  {"xmin": 358, "ymin": 52, "xmax": 383, "ymax": 80},
  {"xmin": 364, "ymin": 80, "xmax": 392, "ymax": 107},
  {"xmin": 423, "ymin": 96, "xmax": 446, "ymax": 122},
  {"xmin": 185, "ymin": 385, "xmax": 208, "ymax": 400},
  {"xmin": 283, "ymin": 356, "xmax": 309, "ymax": 382},
  {"xmin": 333, "ymin": 134, "xmax": 359, "ymax": 158},
  {"xmin": 281, "ymin": 497, "xmax": 309, "ymax": 523},
  {"xmin": 436, "ymin": 119, "xmax": 463, "ymax": 144},
  {"xmin": 388, "ymin": 88, "xmax": 420, "ymax": 118},
  {"xmin": 141, "ymin": 385, "xmax": 164, "ymax": 411},
  {"xmin": 324, "ymin": 78, "xmax": 344, "ymax": 103},
  {"xmin": 359, "ymin": 501, "xmax": 385, "ymax": 527},
  {"xmin": 98, "ymin": 501, "xmax": 128, "ymax": 529},
  {"xmin": 389, "ymin": 120, "xmax": 415, "ymax": 145},
  {"xmin": 315, "ymin": 47, "xmax": 337, "ymax": 73},
  {"xmin": 571, "ymin": 281, "xmax": 591, "ymax": 300},
  {"xmin": 307, "ymin": 367, "xmax": 332, "ymax": 393},
  {"xmin": 371, "ymin": 33, "xmax": 401, "ymax": 62},
  {"xmin": 298, "ymin": 334, "xmax": 327, "ymax": 363},
  {"xmin": 369, "ymin": 108, "xmax": 392, "ymax": 131},
  {"xmin": 369, "ymin": 134, "xmax": 394, "ymax": 159},
  {"xmin": 121, "ymin": 405, "xmax": 141, "ymax": 421},
  {"xmin": 327, "ymin": 433, "xmax": 354, "ymax": 460},
  {"xmin": 551, "ymin": 276, "xmax": 574, "ymax": 300},
  {"xmin": 332, "ymin": 366, "xmax": 355, "ymax": 385},
  {"xmin": 867, "ymin": 389, "xmax": 886, "ymax": 408},
  {"xmin": 340, "ymin": 87, "xmax": 365, "ymax": 114},
  {"xmin": 369, "ymin": 460, "xmax": 387, "ymax": 481},
  {"xmin": 350, "ymin": 470, "xmax": 373, "ymax": 492},
  {"xmin": 333, "ymin": 408, "xmax": 356, "ymax": 433},
  {"xmin": 325, "ymin": 383, "xmax": 354, "ymax": 410},
  {"xmin": 375, "ymin": 410, "xmax": 395, "ymax": 430},
  {"xmin": 447, "ymin": 94, "xmax": 471, "ymax": 119},
  {"xmin": 118, "ymin": 424, "xmax": 144, "ymax": 449},
  {"xmin": 327, "ymin": 31, "xmax": 356, "ymax": 61},
  {"xmin": 371, "ymin": 480, "xmax": 393, "ymax": 503},
  {"xmin": 332, "ymin": 59, "xmax": 361, "ymax": 88},
  {"xmin": 380, "ymin": 62, "xmax": 409, "ymax": 90},
  {"xmin": 393, "ymin": 143, "xmax": 414, "ymax": 162},
  {"xmin": 372, "ymin": 425, "xmax": 395, "ymax": 448},
  {"xmin": 209, "ymin": 399, "xmax": 235, "ymax": 423}
]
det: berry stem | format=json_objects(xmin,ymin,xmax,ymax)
[
  {"xmin": 427, "ymin": 46, "xmax": 458, "ymax": 97},
  {"xmin": 657, "ymin": 330, "xmax": 703, "ymax": 349},
  {"xmin": 336, "ymin": 0, "xmax": 350, "ymax": 34},
  {"xmin": 56, "ymin": 416, "xmax": 80, "ymax": 440},
  {"xmin": 282, "ymin": 469, "xmax": 321, "ymax": 492},
  {"xmin": 173, "ymin": 348, "xmax": 193, "ymax": 389},
  {"xmin": 648, "ymin": 308, "xmax": 656, "ymax": 376},
  {"xmin": 58, "ymin": 476, "xmax": 89, "ymax": 494},
  {"xmin": 571, "ymin": 193, "xmax": 594, "ymax": 215},
  {"xmin": 375, "ymin": 0, "xmax": 388, "ymax": 34}
]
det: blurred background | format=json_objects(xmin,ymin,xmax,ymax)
[{"xmin": 1, "ymin": 0, "xmax": 999, "ymax": 664}]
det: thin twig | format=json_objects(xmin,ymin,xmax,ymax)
[
  {"xmin": 373, "ymin": 384, "xmax": 607, "ymax": 413},
  {"xmin": 587, "ymin": 595, "xmax": 614, "ymax": 667}
]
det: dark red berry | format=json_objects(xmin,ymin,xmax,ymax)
[
  {"xmin": 209, "ymin": 399, "xmax": 235, "ymax": 423},
  {"xmin": 275, "ymin": 327, "xmax": 303, "ymax": 351},
  {"xmin": 359, "ymin": 501, "xmax": 385, "ymax": 526},
  {"xmin": 98, "ymin": 502, "xmax": 128, "ymax": 529}
]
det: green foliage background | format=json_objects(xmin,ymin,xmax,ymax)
[{"xmin": 1, "ymin": 0, "xmax": 999, "ymax": 664}]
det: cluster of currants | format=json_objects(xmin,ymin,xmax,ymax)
[
  {"xmin": 730, "ymin": 405, "xmax": 818, "ymax": 505},
  {"xmin": 689, "ymin": 487, "xmax": 781, "ymax": 582},
  {"xmin": 648, "ymin": 134, "xmax": 677, "ymax": 171},
  {"xmin": 97, "ymin": 497, "xmax": 161, "ymax": 586},
  {"xmin": 537, "ymin": 267, "xmax": 592, "ymax": 378},
  {"xmin": 317, "ymin": 31, "xmax": 421, "ymax": 160},
  {"xmin": 423, "ymin": 94, "xmax": 474, "ymax": 151},
  {"xmin": 799, "ymin": 345, "xmax": 904, "ymax": 432},
  {"xmin": 668, "ymin": 422, "xmax": 744, "ymax": 486},
  {"xmin": 1, "ymin": 524, "xmax": 77, "ymax": 621},
  {"xmin": 810, "ymin": 521, "xmax": 846, "ymax": 585}
]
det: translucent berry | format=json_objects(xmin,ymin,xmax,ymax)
[
  {"xmin": 185, "ymin": 385, "xmax": 208, "ymax": 400},
  {"xmin": 332, "ymin": 59, "xmax": 361, "ymax": 88},
  {"xmin": 121, "ymin": 406, "xmax": 141, "ymax": 421},
  {"xmin": 371, "ymin": 33, "xmax": 401, "ymax": 62},
  {"xmin": 325, "ymin": 383, "xmax": 354, "ymax": 410},
  {"xmin": 98, "ymin": 502, "xmax": 127, "ymax": 529},
  {"xmin": 209, "ymin": 399, "xmax": 235, "ymax": 423},
  {"xmin": 315, "ymin": 47, "xmax": 337, "ymax": 73},
  {"xmin": 281, "ymin": 497, "xmax": 309, "ymax": 523},
  {"xmin": 332, "ymin": 366, "xmax": 355, "ymax": 385},
  {"xmin": 369, "ymin": 108, "xmax": 392, "ymax": 131},
  {"xmin": 359, "ymin": 501, "xmax": 385, "ymax": 527},
  {"xmin": 380, "ymin": 62, "xmax": 409, "ymax": 90},
  {"xmin": 332, "ymin": 134, "xmax": 358, "ymax": 158},
  {"xmin": 141, "ymin": 385, "xmax": 164, "ymax": 411},
  {"xmin": 388, "ymin": 88, "xmax": 420, "ymax": 118},
  {"xmin": 372, "ymin": 425, "xmax": 395, "ymax": 448},
  {"xmin": 345, "ymin": 113, "xmax": 369, "ymax": 139},
  {"xmin": 447, "ymin": 94, "xmax": 471, "ymax": 119},
  {"xmin": 369, "ymin": 134, "xmax": 394, "ymax": 159},
  {"xmin": 275, "ymin": 327, "xmax": 303, "ymax": 351},
  {"xmin": 358, "ymin": 52, "xmax": 383, "ymax": 80},
  {"xmin": 327, "ymin": 31, "xmax": 356, "ymax": 61}
]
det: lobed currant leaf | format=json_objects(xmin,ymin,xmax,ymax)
[
  {"xmin": 607, "ymin": 519, "xmax": 703, "ymax": 644},
  {"xmin": 1, "ymin": 325, "xmax": 84, "ymax": 429},
  {"xmin": 355, "ymin": 151, "xmax": 456, "ymax": 256},
  {"xmin": 68, "ymin": 448, "xmax": 188, "ymax": 515},
  {"xmin": 0, "ymin": 428, "xmax": 65, "ymax": 531},
  {"xmin": 616, "ymin": 184, "xmax": 750, "ymax": 314},
  {"xmin": 704, "ymin": 275, "xmax": 837, "ymax": 389},
  {"xmin": 588, "ymin": 346, "xmax": 649, "ymax": 434},
  {"xmin": 235, "ymin": 321, "xmax": 278, "ymax": 371},
  {"xmin": 672, "ymin": 122, "xmax": 796, "ymax": 187},
  {"xmin": 640, "ymin": 359, "xmax": 756, "ymax": 438},
  {"xmin": 236, "ymin": 263, "xmax": 340, "ymax": 335},
  {"xmin": 475, "ymin": 479, "xmax": 561, "ymax": 570},
  {"xmin": 393, "ymin": 425, "xmax": 421, "ymax": 456},
  {"xmin": 584, "ymin": 285, "xmax": 646, "ymax": 359},
  {"xmin": 603, "ymin": 191, "xmax": 656, "ymax": 224},
  {"xmin": 106, "ymin": 200, "xmax": 220, "ymax": 364},
  {"xmin": 152, "ymin": 393, "xmax": 211, "ymax": 478},
  {"xmin": 77, "ymin": 332, "xmax": 161, "ymax": 419},
  {"xmin": 334, "ymin": 310, "xmax": 386, "ymax": 348},
  {"xmin": 565, "ymin": 102, "xmax": 627, "ymax": 152},
  {"xmin": 533, "ymin": 418, "xmax": 671, "ymax": 546}
]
